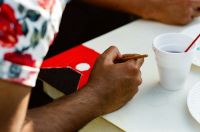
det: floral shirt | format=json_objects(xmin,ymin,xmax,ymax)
[{"xmin": 0, "ymin": 0, "xmax": 68, "ymax": 87}]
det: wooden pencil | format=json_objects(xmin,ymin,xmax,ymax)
[{"xmin": 115, "ymin": 54, "xmax": 148, "ymax": 63}]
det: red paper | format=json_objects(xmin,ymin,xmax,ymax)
[{"xmin": 41, "ymin": 45, "xmax": 100, "ymax": 89}]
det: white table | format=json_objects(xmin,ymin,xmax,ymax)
[{"xmin": 83, "ymin": 18, "xmax": 200, "ymax": 132}]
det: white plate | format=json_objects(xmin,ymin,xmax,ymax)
[
  {"xmin": 187, "ymin": 82, "xmax": 200, "ymax": 124},
  {"xmin": 181, "ymin": 24, "xmax": 200, "ymax": 66}
]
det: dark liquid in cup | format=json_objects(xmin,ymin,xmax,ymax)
[
  {"xmin": 166, "ymin": 50, "xmax": 182, "ymax": 53},
  {"xmin": 161, "ymin": 46, "xmax": 183, "ymax": 53}
]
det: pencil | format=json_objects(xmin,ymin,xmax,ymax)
[{"xmin": 115, "ymin": 54, "xmax": 148, "ymax": 63}]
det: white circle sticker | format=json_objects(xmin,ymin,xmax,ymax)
[{"xmin": 75, "ymin": 63, "xmax": 90, "ymax": 71}]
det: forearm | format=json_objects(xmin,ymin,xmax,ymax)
[
  {"xmin": 81, "ymin": 0, "xmax": 198, "ymax": 25},
  {"xmin": 0, "ymin": 80, "xmax": 31, "ymax": 132},
  {"xmin": 22, "ymin": 86, "xmax": 101, "ymax": 132}
]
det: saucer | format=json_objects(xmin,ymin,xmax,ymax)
[
  {"xmin": 187, "ymin": 82, "xmax": 200, "ymax": 124},
  {"xmin": 181, "ymin": 24, "xmax": 200, "ymax": 66}
]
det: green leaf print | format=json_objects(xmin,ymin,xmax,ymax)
[
  {"xmin": 22, "ymin": 20, "xmax": 29, "ymax": 36},
  {"xmin": 0, "ymin": 0, "xmax": 3, "ymax": 5},
  {"xmin": 18, "ymin": 4, "xmax": 25, "ymax": 13},
  {"xmin": 26, "ymin": 10, "xmax": 41, "ymax": 22},
  {"xmin": 41, "ymin": 21, "xmax": 48, "ymax": 38},
  {"xmin": 31, "ymin": 28, "xmax": 40, "ymax": 48}
]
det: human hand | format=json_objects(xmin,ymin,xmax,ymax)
[
  {"xmin": 136, "ymin": 0, "xmax": 200, "ymax": 25},
  {"xmin": 86, "ymin": 46, "xmax": 144, "ymax": 115}
]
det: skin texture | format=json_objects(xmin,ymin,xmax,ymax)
[
  {"xmin": 0, "ymin": 46, "xmax": 144, "ymax": 132},
  {"xmin": 82, "ymin": 0, "xmax": 200, "ymax": 25},
  {"xmin": 87, "ymin": 47, "xmax": 144, "ymax": 114},
  {"xmin": 0, "ymin": 80, "xmax": 31, "ymax": 132}
]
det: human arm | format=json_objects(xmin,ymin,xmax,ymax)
[
  {"xmin": 81, "ymin": 0, "xmax": 200, "ymax": 25},
  {"xmin": 22, "ymin": 46, "xmax": 144, "ymax": 132},
  {"xmin": 0, "ymin": 0, "xmax": 63, "ymax": 131},
  {"xmin": 22, "ymin": 86, "xmax": 102, "ymax": 132},
  {"xmin": 0, "ymin": 46, "xmax": 144, "ymax": 132},
  {"xmin": 1, "ymin": 0, "xmax": 145, "ymax": 131},
  {"xmin": 0, "ymin": 80, "xmax": 31, "ymax": 132},
  {"xmin": 0, "ymin": 75, "xmax": 100, "ymax": 132}
]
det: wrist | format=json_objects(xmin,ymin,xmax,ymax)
[
  {"xmin": 127, "ymin": 0, "xmax": 156, "ymax": 20},
  {"xmin": 79, "ymin": 85, "xmax": 104, "ymax": 117}
]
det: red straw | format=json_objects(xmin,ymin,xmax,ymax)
[{"xmin": 185, "ymin": 34, "xmax": 200, "ymax": 52}]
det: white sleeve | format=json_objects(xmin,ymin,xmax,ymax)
[{"xmin": 0, "ymin": 0, "xmax": 63, "ymax": 87}]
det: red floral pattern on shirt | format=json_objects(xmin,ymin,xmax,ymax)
[
  {"xmin": 4, "ymin": 52, "xmax": 36, "ymax": 67},
  {"xmin": 0, "ymin": 3, "xmax": 22, "ymax": 48},
  {"xmin": 38, "ymin": 0, "xmax": 56, "ymax": 11},
  {"xmin": 0, "ymin": 0, "xmax": 65, "ymax": 87}
]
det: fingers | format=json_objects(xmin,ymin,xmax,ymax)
[
  {"xmin": 135, "ymin": 58, "xmax": 144, "ymax": 69},
  {"xmin": 124, "ymin": 58, "xmax": 144, "ymax": 69},
  {"xmin": 193, "ymin": 7, "xmax": 200, "ymax": 17},
  {"xmin": 193, "ymin": 10, "xmax": 200, "ymax": 17},
  {"xmin": 191, "ymin": 0, "xmax": 200, "ymax": 9},
  {"xmin": 191, "ymin": 0, "xmax": 200, "ymax": 17},
  {"xmin": 121, "ymin": 54, "xmax": 140, "ymax": 58},
  {"xmin": 122, "ymin": 59, "xmax": 143, "ymax": 84},
  {"xmin": 101, "ymin": 46, "xmax": 145, "ymax": 68},
  {"xmin": 101, "ymin": 46, "xmax": 121, "ymax": 64}
]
